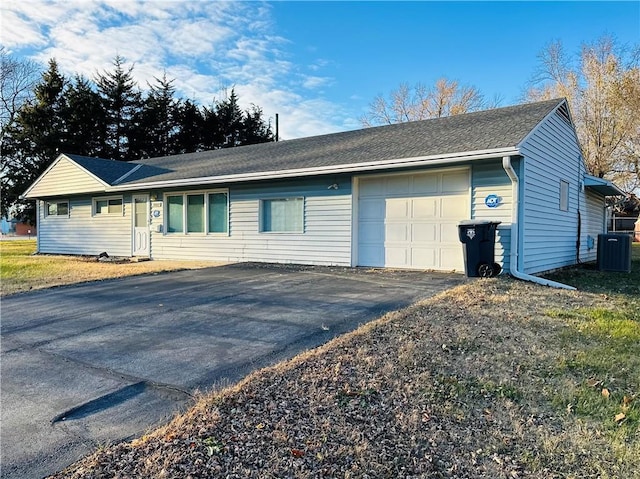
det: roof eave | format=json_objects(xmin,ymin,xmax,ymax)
[
  {"xmin": 106, "ymin": 147, "xmax": 520, "ymax": 192},
  {"xmin": 584, "ymin": 174, "xmax": 625, "ymax": 196}
]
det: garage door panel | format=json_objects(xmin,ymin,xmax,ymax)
[
  {"xmin": 440, "ymin": 247, "xmax": 464, "ymax": 269},
  {"xmin": 360, "ymin": 221, "xmax": 384, "ymax": 242},
  {"xmin": 359, "ymin": 198, "xmax": 384, "ymax": 220},
  {"xmin": 386, "ymin": 176, "xmax": 411, "ymax": 195},
  {"xmin": 411, "ymin": 198, "xmax": 438, "ymax": 218},
  {"xmin": 441, "ymin": 196, "xmax": 468, "ymax": 217},
  {"xmin": 386, "ymin": 198, "xmax": 409, "ymax": 219},
  {"xmin": 386, "ymin": 223, "xmax": 409, "ymax": 242},
  {"xmin": 442, "ymin": 171, "xmax": 470, "ymax": 193},
  {"xmin": 411, "ymin": 248, "xmax": 437, "ymax": 268},
  {"xmin": 385, "ymin": 247, "xmax": 409, "ymax": 267},
  {"xmin": 358, "ymin": 178, "xmax": 382, "ymax": 196},
  {"xmin": 412, "ymin": 223, "xmax": 437, "ymax": 242},
  {"xmin": 440, "ymin": 223, "xmax": 460, "ymax": 243},
  {"xmin": 412, "ymin": 174, "xmax": 439, "ymax": 194},
  {"xmin": 359, "ymin": 245, "xmax": 384, "ymax": 266}
]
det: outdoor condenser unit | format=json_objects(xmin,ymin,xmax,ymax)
[{"xmin": 597, "ymin": 234, "xmax": 632, "ymax": 273}]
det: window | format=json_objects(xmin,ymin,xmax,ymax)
[
  {"xmin": 45, "ymin": 201, "xmax": 69, "ymax": 217},
  {"xmin": 165, "ymin": 191, "xmax": 228, "ymax": 234},
  {"xmin": 93, "ymin": 197, "xmax": 123, "ymax": 216},
  {"xmin": 560, "ymin": 180, "xmax": 569, "ymax": 212},
  {"xmin": 187, "ymin": 194, "xmax": 205, "ymax": 233},
  {"xmin": 208, "ymin": 192, "xmax": 228, "ymax": 233},
  {"xmin": 261, "ymin": 197, "xmax": 304, "ymax": 233},
  {"xmin": 167, "ymin": 195, "xmax": 184, "ymax": 233}
]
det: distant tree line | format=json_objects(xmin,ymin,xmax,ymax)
[
  {"xmin": 361, "ymin": 36, "xmax": 640, "ymax": 198},
  {"xmin": 0, "ymin": 54, "xmax": 274, "ymax": 222}
]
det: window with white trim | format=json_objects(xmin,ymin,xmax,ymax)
[
  {"xmin": 93, "ymin": 196, "xmax": 123, "ymax": 216},
  {"xmin": 45, "ymin": 200, "xmax": 69, "ymax": 217},
  {"xmin": 260, "ymin": 197, "xmax": 304, "ymax": 233},
  {"xmin": 560, "ymin": 180, "xmax": 569, "ymax": 212},
  {"xmin": 165, "ymin": 190, "xmax": 229, "ymax": 234}
]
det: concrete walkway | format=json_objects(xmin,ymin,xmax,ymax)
[{"xmin": 1, "ymin": 263, "xmax": 463, "ymax": 478}]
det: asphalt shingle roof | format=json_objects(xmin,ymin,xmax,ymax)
[
  {"xmin": 66, "ymin": 154, "xmax": 139, "ymax": 185},
  {"xmin": 73, "ymin": 99, "xmax": 565, "ymax": 186}
]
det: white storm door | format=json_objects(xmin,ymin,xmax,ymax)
[{"xmin": 132, "ymin": 194, "xmax": 150, "ymax": 256}]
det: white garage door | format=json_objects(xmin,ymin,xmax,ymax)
[{"xmin": 357, "ymin": 169, "xmax": 470, "ymax": 270}]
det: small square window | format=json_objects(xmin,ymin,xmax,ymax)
[
  {"xmin": 45, "ymin": 201, "xmax": 69, "ymax": 217},
  {"xmin": 560, "ymin": 180, "xmax": 569, "ymax": 212},
  {"xmin": 261, "ymin": 197, "xmax": 304, "ymax": 233},
  {"xmin": 93, "ymin": 197, "xmax": 123, "ymax": 215}
]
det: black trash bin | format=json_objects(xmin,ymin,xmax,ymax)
[{"xmin": 458, "ymin": 220, "xmax": 502, "ymax": 277}]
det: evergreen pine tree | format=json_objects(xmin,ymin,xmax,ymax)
[
  {"xmin": 135, "ymin": 74, "xmax": 179, "ymax": 158},
  {"xmin": 1, "ymin": 60, "xmax": 66, "ymax": 221},
  {"xmin": 62, "ymin": 75, "xmax": 106, "ymax": 157},
  {"xmin": 174, "ymin": 98, "xmax": 204, "ymax": 154},
  {"xmin": 95, "ymin": 56, "xmax": 142, "ymax": 160}
]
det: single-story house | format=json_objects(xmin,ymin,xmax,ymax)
[{"xmin": 22, "ymin": 98, "xmax": 622, "ymax": 281}]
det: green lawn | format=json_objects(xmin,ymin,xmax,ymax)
[{"xmin": 0, "ymin": 239, "xmax": 221, "ymax": 296}]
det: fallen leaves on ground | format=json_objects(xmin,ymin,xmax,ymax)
[{"xmin": 48, "ymin": 278, "xmax": 639, "ymax": 479}]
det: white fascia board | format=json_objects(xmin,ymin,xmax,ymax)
[
  {"xmin": 106, "ymin": 147, "xmax": 519, "ymax": 192},
  {"xmin": 21, "ymin": 153, "xmax": 111, "ymax": 199}
]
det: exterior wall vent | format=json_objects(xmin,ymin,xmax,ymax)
[{"xmin": 555, "ymin": 103, "xmax": 572, "ymax": 126}]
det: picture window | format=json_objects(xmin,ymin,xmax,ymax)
[{"xmin": 260, "ymin": 197, "xmax": 304, "ymax": 233}]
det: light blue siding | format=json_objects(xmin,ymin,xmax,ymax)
[
  {"xmin": 38, "ymin": 195, "xmax": 132, "ymax": 256},
  {"xmin": 518, "ymin": 110, "xmax": 586, "ymax": 274},
  {"xmin": 471, "ymin": 160, "xmax": 513, "ymax": 273},
  {"xmin": 582, "ymin": 191, "xmax": 606, "ymax": 263},
  {"xmin": 150, "ymin": 177, "xmax": 353, "ymax": 266}
]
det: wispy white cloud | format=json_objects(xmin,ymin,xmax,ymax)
[
  {"xmin": 0, "ymin": 0, "xmax": 352, "ymax": 138},
  {"xmin": 301, "ymin": 75, "xmax": 332, "ymax": 90}
]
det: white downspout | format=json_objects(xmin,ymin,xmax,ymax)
[
  {"xmin": 502, "ymin": 156, "xmax": 576, "ymax": 290},
  {"xmin": 35, "ymin": 200, "xmax": 40, "ymax": 253}
]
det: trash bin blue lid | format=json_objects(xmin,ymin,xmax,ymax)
[{"xmin": 458, "ymin": 219, "xmax": 502, "ymax": 226}]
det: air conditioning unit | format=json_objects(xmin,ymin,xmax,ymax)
[{"xmin": 597, "ymin": 234, "xmax": 632, "ymax": 273}]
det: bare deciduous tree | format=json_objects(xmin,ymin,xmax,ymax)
[
  {"xmin": 361, "ymin": 78, "xmax": 491, "ymax": 127},
  {"xmin": 0, "ymin": 48, "xmax": 40, "ymax": 141},
  {"xmin": 527, "ymin": 37, "xmax": 640, "ymax": 193}
]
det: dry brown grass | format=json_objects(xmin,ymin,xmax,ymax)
[
  {"xmin": 48, "ymin": 277, "xmax": 640, "ymax": 479},
  {"xmin": 1, "ymin": 240, "xmax": 225, "ymax": 296}
]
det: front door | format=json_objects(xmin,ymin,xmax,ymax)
[{"xmin": 132, "ymin": 194, "xmax": 150, "ymax": 257}]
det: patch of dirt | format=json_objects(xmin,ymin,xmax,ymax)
[{"xmin": 48, "ymin": 278, "xmax": 639, "ymax": 479}]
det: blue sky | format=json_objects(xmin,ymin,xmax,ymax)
[{"xmin": 1, "ymin": 1, "xmax": 638, "ymax": 139}]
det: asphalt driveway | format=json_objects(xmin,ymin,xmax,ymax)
[{"xmin": 1, "ymin": 263, "xmax": 463, "ymax": 478}]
